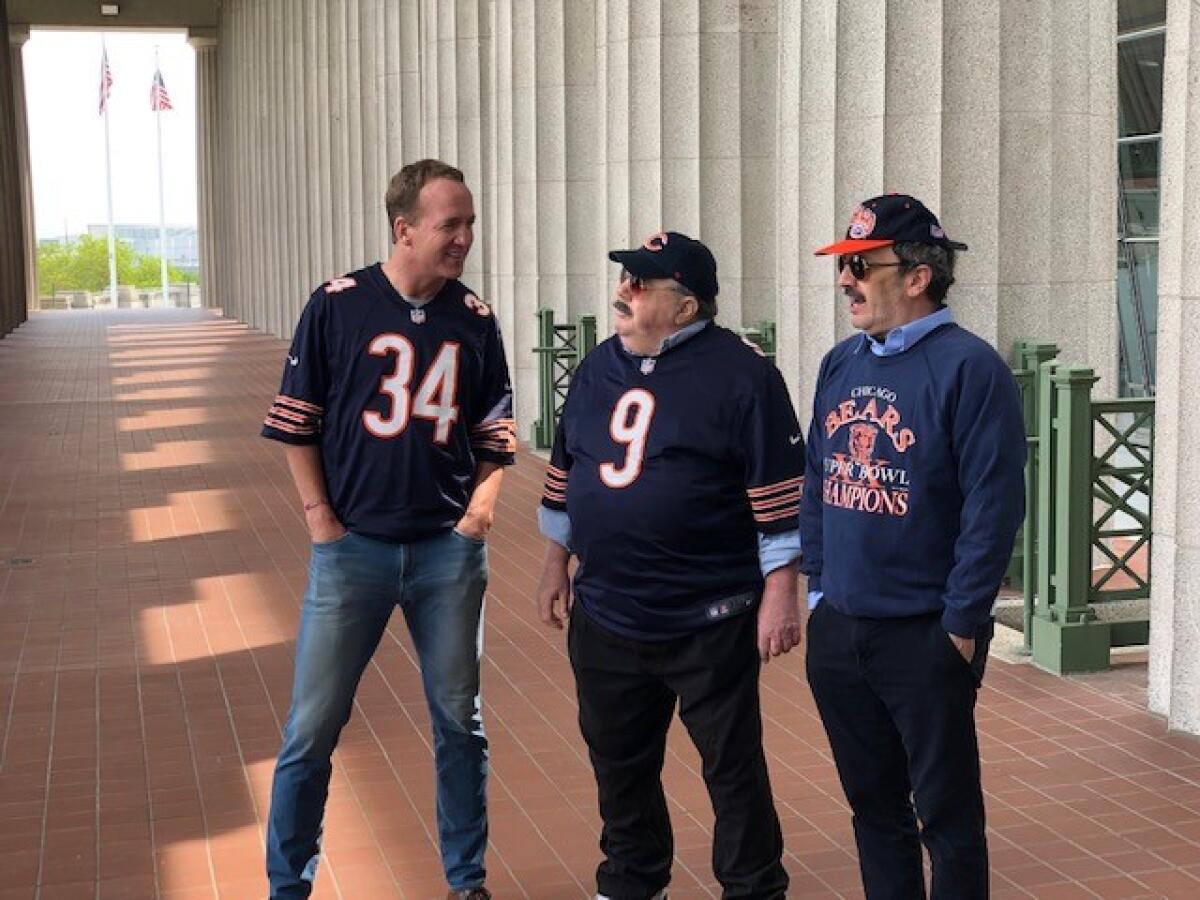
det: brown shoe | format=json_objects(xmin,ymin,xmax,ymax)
[{"xmin": 447, "ymin": 889, "xmax": 491, "ymax": 900}]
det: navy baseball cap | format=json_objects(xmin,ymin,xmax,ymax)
[
  {"xmin": 608, "ymin": 231, "xmax": 719, "ymax": 303},
  {"xmin": 814, "ymin": 194, "xmax": 968, "ymax": 256}
]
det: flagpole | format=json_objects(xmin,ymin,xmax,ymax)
[
  {"xmin": 155, "ymin": 50, "xmax": 169, "ymax": 308},
  {"xmin": 102, "ymin": 39, "xmax": 117, "ymax": 307}
]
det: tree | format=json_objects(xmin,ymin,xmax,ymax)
[{"xmin": 37, "ymin": 236, "xmax": 198, "ymax": 294}]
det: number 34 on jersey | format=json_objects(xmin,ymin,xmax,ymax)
[{"xmin": 362, "ymin": 334, "xmax": 461, "ymax": 444}]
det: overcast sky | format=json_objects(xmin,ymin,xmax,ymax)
[{"xmin": 23, "ymin": 30, "xmax": 197, "ymax": 240}]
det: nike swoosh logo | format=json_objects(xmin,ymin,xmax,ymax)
[
  {"xmin": 789, "ymin": 434, "xmax": 802, "ymax": 445},
  {"xmin": 288, "ymin": 355, "xmax": 299, "ymax": 366}
]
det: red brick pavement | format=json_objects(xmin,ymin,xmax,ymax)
[{"xmin": 1, "ymin": 309, "xmax": 1198, "ymax": 899}]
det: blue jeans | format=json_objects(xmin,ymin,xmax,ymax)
[{"xmin": 266, "ymin": 528, "xmax": 490, "ymax": 898}]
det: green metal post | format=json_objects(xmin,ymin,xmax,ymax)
[
  {"xmin": 759, "ymin": 321, "xmax": 777, "ymax": 361},
  {"xmin": 532, "ymin": 309, "xmax": 557, "ymax": 448},
  {"xmin": 1035, "ymin": 359, "xmax": 1059, "ymax": 621},
  {"xmin": 1011, "ymin": 341, "xmax": 1058, "ymax": 652},
  {"xmin": 578, "ymin": 315, "xmax": 597, "ymax": 357},
  {"xmin": 1008, "ymin": 341, "xmax": 1033, "ymax": 593},
  {"xmin": 1054, "ymin": 367, "xmax": 1100, "ymax": 624},
  {"xmin": 1032, "ymin": 365, "xmax": 1112, "ymax": 673}
]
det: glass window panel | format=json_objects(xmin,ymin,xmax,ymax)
[
  {"xmin": 1118, "ymin": 0, "xmax": 1167, "ymax": 34},
  {"xmin": 1116, "ymin": 241, "xmax": 1159, "ymax": 397},
  {"xmin": 1118, "ymin": 32, "xmax": 1165, "ymax": 137},
  {"xmin": 1118, "ymin": 140, "xmax": 1160, "ymax": 237}
]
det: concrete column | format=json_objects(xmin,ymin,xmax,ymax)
[
  {"xmin": 597, "ymin": 1, "xmax": 777, "ymax": 336},
  {"xmin": 190, "ymin": 32, "xmax": 218, "ymax": 311},
  {"xmin": 696, "ymin": 1, "xmax": 779, "ymax": 329},
  {"xmin": 218, "ymin": 0, "xmax": 238, "ymax": 321},
  {"xmin": 994, "ymin": 0, "xmax": 1117, "ymax": 388},
  {"xmin": 423, "ymin": 1, "xmax": 490, "ymax": 289},
  {"xmin": 1, "ymin": 16, "xmax": 32, "ymax": 335},
  {"xmin": 775, "ymin": 0, "xmax": 838, "ymax": 407},
  {"xmin": 385, "ymin": 0, "xmax": 424, "ymax": 168},
  {"xmin": 346, "ymin": 0, "xmax": 367, "ymax": 266},
  {"xmin": 283, "ymin": 1, "xmax": 304, "ymax": 321},
  {"xmin": 1149, "ymin": 0, "xmax": 1200, "ymax": 735},
  {"xmin": 306, "ymin": 0, "xmax": 328, "ymax": 288},
  {"xmin": 489, "ymin": 1, "xmax": 598, "ymax": 439},
  {"xmin": 492, "ymin": 0, "xmax": 540, "ymax": 437},
  {"xmin": 10, "ymin": 23, "xmax": 34, "ymax": 317},
  {"xmin": 774, "ymin": 0, "xmax": 1116, "ymax": 408}
]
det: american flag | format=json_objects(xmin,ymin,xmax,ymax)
[
  {"xmin": 98, "ymin": 47, "xmax": 113, "ymax": 115},
  {"xmin": 151, "ymin": 68, "xmax": 172, "ymax": 112}
]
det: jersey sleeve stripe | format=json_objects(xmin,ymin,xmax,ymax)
[
  {"xmin": 264, "ymin": 394, "xmax": 321, "ymax": 436},
  {"xmin": 754, "ymin": 506, "xmax": 799, "ymax": 523},
  {"xmin": 275, "ymin": 393, "xmax": 323, "ymax": 415},
  {"xmin": 267, "ymin": 407, "xmax": 309, "ymax": 425},
  {"xmin": 750, "ymin": 494, "xmax": 799, "ymax": 512},
  {"xmin": 263, "ymin": 417, "xmax": 317, "ymax": 436},
  {"xmin": 745, "ymin": 476, "xmax": 802, "ymax": 497},
  {"xmin": 470, "ymin": 418, "xmax": 515, "ymax": 432}
]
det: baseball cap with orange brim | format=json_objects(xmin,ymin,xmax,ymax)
[{"xmin": 814, "ymin": 194, "xmax": 968, "ymax": 256}]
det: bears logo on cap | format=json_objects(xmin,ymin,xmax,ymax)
[{"xmin": 848, "ymin": 204, "xmax": 877, "ymax": 239}]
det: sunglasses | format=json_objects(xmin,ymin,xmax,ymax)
[
  {"xmin": 619, "ymin": 268, "xmax": 646, "ymax": 291},
  {"xmin": 837, "ymin": 254, "xmax": 909, "ymax": 281}
]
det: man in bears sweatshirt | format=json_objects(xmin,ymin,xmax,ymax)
[{"xmin": 800, "ymin": 194, "xmax": 1025, "ymax": 900}]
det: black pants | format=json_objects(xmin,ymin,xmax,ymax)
[
  {"xmin": 805, "ymin": 602, "xmax": 993, "ymax": 900},
  {"xmin": 568, "ymin": 609, "xmax": 788, "ymax": 900}
]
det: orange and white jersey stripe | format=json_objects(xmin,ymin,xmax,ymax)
[
  {"xmin": 542, "ymin": 462, "xmax": 569, "ymax": 509},
  {"xmin": 264, "ymin": 393, "xmax": 323, "ymax": 438},
  {"xmin": 746, "ymin": 475, "xmax": 802, "ymax": 527},
  {"xmin": 469, "ymin": 417, "xmax": 516, "ymax": 455}
]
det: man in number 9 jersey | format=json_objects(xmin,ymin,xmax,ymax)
[
  {"xmin": 261, "ymin": 160, "xmax": 513, "ymax": 900},
  {"xmin": 535, "ymin": 232, "xmax": 803, "ymax": 899}
]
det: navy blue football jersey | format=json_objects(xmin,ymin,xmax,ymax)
[
  {"xmin": 263, "ymin": 264, "xmax": 515, "ymax": 542},
  {"xmin": 541, "ymin": 323, "xmax": 804, "ymax": 640}
]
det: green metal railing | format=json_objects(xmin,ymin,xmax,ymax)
[
  {"xmin": 1010, "ymin": 341, "xmax": 1059, "ymax": 610},
  {"xmin": 739, "ymin": 321, "xmax": 777, "ymax": 361},
  {"xmin": 532, "ymin": 315, "xmax": 777, "ymax": 449},
  {"xmin": 1016, "ymin": 344, "xmax": 1154, "ymax": 673},
  {"xmin": 531, "ymin": 310, "xmax": 597, "ymax": 449}
]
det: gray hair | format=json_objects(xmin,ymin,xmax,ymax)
[
  {"xmin": 893, "ymin": 242, "xmax": 956, "ymax": 304},
  {"xmin": 667, "ymin": 280, "xmax": 718, "ymax": 320}
]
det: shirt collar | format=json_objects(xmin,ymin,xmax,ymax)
[
  {"xmin": 863, "ymin": 305, "xmax": 954, "ymax": 357},
  {"xmin": 620, "ymin": 318, "xmax": 711, "ymax": 358}
]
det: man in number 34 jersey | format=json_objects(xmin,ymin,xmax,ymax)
[
  {"xmin": 536, "ymin": 232, "xmax": 803, "ymax": 899},
  {"xmin": 261, "ymin": 159, "xmax": 513, "ymax": 900}
]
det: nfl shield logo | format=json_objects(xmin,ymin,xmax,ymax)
[
  {"xmin": 640, "ymin": 358, "xmax": 657, "ymax": 375},
  {"xmin": 410, "ymin": 308, "xmax": 426, "ymax": 324}
]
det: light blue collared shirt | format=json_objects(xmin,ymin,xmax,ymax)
[
  {"xmin": 623, "ymin": 317, "xmax": 711, "ymax": 356},
  {"xmin": 540, "ymin": 318, "xmax": 802, "ymax": 577},
  {"xmin": 808, "ymin": 305, "xmax": 955, "ymax": 609},
  {"xmin": 863, "ymin": 305, "xmax": 954, "ymax": 357}
]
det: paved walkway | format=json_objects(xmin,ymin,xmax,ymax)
[{"xmin": 1, "ymin": 309, "xmax": 1199, "ymax": 900}]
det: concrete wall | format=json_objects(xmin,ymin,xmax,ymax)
[
  {"xmin": 1149, "ymin": 0, "xmax": 1200, "ymax": 735},
  {"xmin": 776, "ymin": 0, "xmax": 1118, "ymax": 409},
  {"xmin": 0, "ymin": 1, "xmax": 30, "ymax": 337},
  {"xmin": 205, "ymin": 0, "xmax": 1120, "ymax": 429}
]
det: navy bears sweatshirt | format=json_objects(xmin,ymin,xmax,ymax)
[{"xmin": 799, "ymin": 322, "xmax": 1026, "ymax": 637}]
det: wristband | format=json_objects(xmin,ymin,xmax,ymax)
[{"xmin": 303, "ymin": 499, "xmax": 328, "ymax": 512}]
